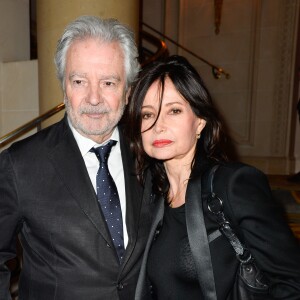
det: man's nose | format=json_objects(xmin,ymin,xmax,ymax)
[{"xmin": 87, "ymin": 83, "xmax": 102, "ymax": 105}]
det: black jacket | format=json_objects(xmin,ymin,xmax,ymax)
[
  {"xmin": 135, "ymin": 161, "xmax": 300, "ymax": 299},
  {"xmin": 0, "ymin": 116, "xmax": 155, "ymax": 300}
]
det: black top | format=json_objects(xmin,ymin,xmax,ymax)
[{"xmin": 147, "ymin": 203, "xmax": 202, "ymax": 299}]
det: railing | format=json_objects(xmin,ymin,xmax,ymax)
[
  {"xmin": 0, "ymin": 30, "xmax": 169, "ymax": 149},
  {"xmin": 139, "ymin": 30, "xmax": 169, "ymax": 65},
  {"xmin": 0, "ymin": 28, "xmax": 229, "ymax": 149},
  {"xmin": 142, "ymin": 22, "xmax": 230, "ymax": 79},
  {"xmin": 0, "ymin": 103, "xmax": 65, "ymax": 148}
]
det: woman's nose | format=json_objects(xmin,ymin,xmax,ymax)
[{"xmin": 154, "ymin": 116, "xmax": 166, "ymax": 133}]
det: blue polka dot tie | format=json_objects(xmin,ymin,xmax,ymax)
[{"xmin": 91, "ymin": 140, "xmax": 125, "ymax": 262}]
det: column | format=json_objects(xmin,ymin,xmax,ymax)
[{"xmin": 36, "ymin": 0, "xmax": 139, "ymax": 117}]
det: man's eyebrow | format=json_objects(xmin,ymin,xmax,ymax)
[
  {"xmin": 69, "ymin": 73, "xmax": 87, "ymax": 79},
  {"xmin": 68, "ymin": 74, "xmax": 122, "ymax": 83},
  {"xmin": 99, "ymin": 75, "xmax": 121, "ymax": 82}
]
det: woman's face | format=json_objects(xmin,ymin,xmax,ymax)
[{"xmin": 141, "ymin": 78, "xmax": 206, "ymax": 163}]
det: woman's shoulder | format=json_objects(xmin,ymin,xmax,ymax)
[
  {"xmin": 217, "ymin": 161, "xmax": 266, "ymax": 178},
  {"xmin": 211, "ymin": 161, "xmax": 270, "ymax": 196}
]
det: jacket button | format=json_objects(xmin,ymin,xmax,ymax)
[
  {"xmin": 106, "ymin": 243, "xmax": 111, "ymax": 248},
  {"xmin": 117, "ymin": 282, "xmax": 124, "ymax": 290}
]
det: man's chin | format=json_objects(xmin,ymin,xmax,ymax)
[
  {"xmin": 76, "ymin": 119, "xmax": 106, "ymax": 133},
  {"xmin": 78, "ymin": 127, "xmax": 107, "ymax": 137},
  {"xmin": 84, "ymin": 113, "xmax": 106, "ymax": 119},
  {"xmin": 75, "ymin": 122, "xmax": 114, "ymax": 137},
  {"xmin": 70, "ymin": 114, "xmax": 120, "ymax": 139}
]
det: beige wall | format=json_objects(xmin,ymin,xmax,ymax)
[
  {"xmin": 0, "ymin": 0, "xmax": 30, "ymax": 62},
  {"xmin": 36, "ymin": 0, "xmax": 139, "ymax": 115},
  {"xmin": 0, "ymin": 0, "xmax": 37, "ymax": 140},
  {"xmin": 0, "ymin": 0, "xmax": 139, "ymax": 140},
  {"xmin": 1, "ymin": 0, "xmax": 300, "ymax": 175},
  {"xmin": 143, "ymin": 0, "xmax": 300, "ymax": 174},
  {"xmin": 0, "ymin": 60, "xmax": 39, "ymax": 139}
]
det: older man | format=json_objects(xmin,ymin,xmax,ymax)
[{"xmin": 0, "ymin": 16, "xmax": 154, "ymax": 300}]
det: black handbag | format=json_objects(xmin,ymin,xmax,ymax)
[{"xmin": 207, "ymin": 164, "xmax": 274, "ymax": 300}]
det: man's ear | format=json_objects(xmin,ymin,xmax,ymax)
[{"xmin": 125, "ymin": 87, "xmax": 131, "ymax": 105}]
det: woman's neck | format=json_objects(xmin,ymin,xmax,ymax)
[{"xmin": 164, "ymin": 160, "xmax": 192, "ymax": 208}]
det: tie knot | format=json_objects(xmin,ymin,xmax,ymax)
[{"xmin": 91, "ymin": 140, "xmax": 117, "ymax": 163}]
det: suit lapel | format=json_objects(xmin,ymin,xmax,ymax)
[
  {"xmin": 135, "ymin": 197, "xmax": 165, "ymax": 299},
  {"xmin": 48, "ymin": 118, "xmax": 113, "ymax": 246},
  {"xmin": 118, "ymin": 132, "xmax": 143, "ymax": 261}
]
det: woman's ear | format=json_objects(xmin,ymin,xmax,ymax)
[{"xmin": 197, "ymin": 118, "xmax": 207, "ymax": 135}]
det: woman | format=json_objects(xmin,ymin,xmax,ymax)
[{"xmin": 126, "ymin": 55, "xmax": 300, "ymax": 299}]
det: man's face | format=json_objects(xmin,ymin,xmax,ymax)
[{"xmin": 64, "ymin": 38, "xmax": 128, "ymax": 143}]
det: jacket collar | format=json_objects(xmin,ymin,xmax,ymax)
[{"xmin": 47, "ymin": 117, "xmax": 144, "ymax": 259}]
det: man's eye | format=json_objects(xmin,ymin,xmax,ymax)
[
  {"xmin": 104, "ymin": 81, "xmax": 114, "ymax": 87},
  {"xmin": 73, "ymin": 80, "xmax": 83, "ymax": 85}
]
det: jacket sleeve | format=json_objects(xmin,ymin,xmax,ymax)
[
  {"xmin": 0, "ymin": 149, "xmax": 21, "ymax": 300},
  {"xmin": 214, "ymin": 163, "xmax": 300, "ymax": 299}
]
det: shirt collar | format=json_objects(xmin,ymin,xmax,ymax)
[{"xmin": 68, "ymin": 117, "xmax": 120, "ymax": 157}]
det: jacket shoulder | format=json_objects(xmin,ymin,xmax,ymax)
[
  {"xmin": 6, "ymin": 118, "xmax": 69, "ymax": 156},
  {"xmin": 219, "ymin": 161, "xmax": 261, "ymax": 172},
  {"xmin": 215, "ymin": 161, "xmax": 267, "ymax": 181}
]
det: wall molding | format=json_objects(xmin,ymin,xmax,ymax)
[{"xmin": 271, "ymin": 0, "xmax": 299, "ymax": 156}]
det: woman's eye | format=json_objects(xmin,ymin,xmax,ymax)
[
  {"xmin": 170, "ymin": 108, "xmax": 182, "ymax": 114},
  {"xmin": 142, "ymin": 112, "xmax": 153, "ymax": 120}
]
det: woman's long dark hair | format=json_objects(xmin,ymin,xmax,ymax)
[{"xmin": 126, "ymin": 55, "xmax": 227, "ymax": 195}]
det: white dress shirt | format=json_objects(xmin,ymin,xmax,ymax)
[{"xmin": 68, "ymin": 120, "xmax": 128, "ymax": 247}]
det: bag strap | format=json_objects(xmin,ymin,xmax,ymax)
[
  {"xmin": 207, "ymin": 165, "xmax": 252, "ymax": 262},
  {"xmin": 186, "ymin": 176, "xmax": 218, "ymax": 300}
]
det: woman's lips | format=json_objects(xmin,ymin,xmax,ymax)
[{"xmin": 152, "ymin": 139, "xmax": 172, "ymax": 147}]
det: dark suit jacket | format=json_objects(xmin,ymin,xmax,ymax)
[
  {"xmin": 0, "ymin": 117, "xmax": 154, "ymax": 300},
  {"xmin": 135, "ymin": 162, "xmax": 300, "ymax": 300}
]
